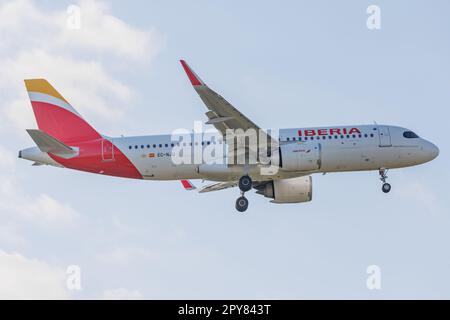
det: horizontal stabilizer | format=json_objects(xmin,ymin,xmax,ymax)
[{"xmin": 26, "ymin": 129, "xmax": 78, "ymax": 159}]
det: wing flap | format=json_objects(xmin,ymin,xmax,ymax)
[{"xmin": 198, "ymin": 181, "xmax": 238, "ymax": 193}]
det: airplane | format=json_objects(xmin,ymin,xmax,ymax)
[{"xmin": 18, "ymin": 60, "xmax": 439, "ymax": 212}]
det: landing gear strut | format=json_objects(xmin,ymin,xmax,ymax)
[
  {"xmin": 236, "ymin": 175, "xmax": 252, "ymax": 212},
  {"xmin": 379, "ymin": 168, "xmax": 391, "ymax": 193}
]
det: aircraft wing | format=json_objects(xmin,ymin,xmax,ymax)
[{"xmin": 180, "ymin": 60, "xmax": 278, "ymax": 157}]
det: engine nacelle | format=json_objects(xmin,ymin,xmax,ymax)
[
  {"xmin": 273, "ymin": 142, "xmax": 321, "ymax": 172},
  {"xmin": 255, "ymin": 176, "xmax": 313, "ymax": 203}
]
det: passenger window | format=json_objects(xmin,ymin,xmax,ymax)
[
  {"xmin": 171, "ymin": 143, "xmax": 174, "ymax": 147},
  {"xmin": 159, "ymin": 144, "xmax": 162, "ymax": 148},
  {"xmin": 128, "ymin": 146, "xmax": 132, "ymax": 149},
  {"xmin": 370, "ymin": 134, "xmax": 374, "ymax": 137},
  {"xmin": 364, "ymin": 134, "xmax": 368, "ymax": 138},
  {"xmin": 165, "ymin": 144, "xmax": 168, "ymax": 147},
  {"xmin": 287, "ymin": 138, "xmax": 290, "ymax": 141},
  {"xmin": 403, "ymin": 131, "xmax": 419, "ymax": 138},
  {"xmin": 340, "ymin": 135, "xmax": 344, "ymax": 139},
  {"xmin": 134, "ymin": 145, "xmax": 138, "ymax": 149}
]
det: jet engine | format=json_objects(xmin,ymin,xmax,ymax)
[
  {"xmin": 271, "ymin": 142, "xmax": 321, "ymax": 172},
  {"xmin": 255, "ymin": 176, "xmax": 313, "ymax": 203}
]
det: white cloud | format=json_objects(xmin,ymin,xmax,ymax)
[
  {"xmin": 0, "ymin": 145, "xmax": 15, "ymax": 169},
  {"xmin": 59, "ymin": 0, "xmax": 163, "ymax": 61},
  {"xmin": 0, "ymin": 0, "xmax": 164, "ymax": 136},
  {"xmin": 97, "ymin": 247, "xmax": 160, "ymax": 266},
  {"xmin": 396, "ymin": 179, "xmax": 439, "ymax": 214},
  {"xmin": 0, "ymin": 224, "xmax": 26, "ymax": 248},
  {"xmin": 0, "ymin": 144, "xmax": 80, "ymax": 228},
  {"xmin": 0, "ymin": 0, "xmax": 163, "ymax": 299},
  {"xmin": 0, "ymin": 188, "xmax": 80, "ymax": 228},
  {"xmin": 1, "ymin": 50, "xmax": 134, "ymax": 132},
  {"xmin": 0, "ymin": 190, "xmax": 80, "ymax": 228},
  {"xmin": 0, "ymin": 0, "xmax": 163, "ymax": 61},
  {"xmin": 0, "ymin": 250, "xmax": 69, "ymax": 299},
  {"xmin": 101, "ymin": 288, "xmax": 143, "ymax": 300},
  {"xmin": 19, "ymin": 193, "xmax": 80, "ymax": 226},
  {"xmin": 0, "ymin": 0, "xmax": 163, "ymax": 229}
]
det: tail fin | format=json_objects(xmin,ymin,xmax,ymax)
[{"xmin": 24, "ymin": 79, "xmax": 101, "ymax": 143}]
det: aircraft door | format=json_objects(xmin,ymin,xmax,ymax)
[
  {"xmin": 102, "ymin": 139, "xmax": 115, "ymax": 161},
  {"xmin": 377, "ymin": 126, "xmax": 392, "ymax": 147}
]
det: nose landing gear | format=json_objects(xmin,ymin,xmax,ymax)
[
  {"xmin": 379, "ymin": 168, "xmax": 391, "ymax": 193},
  {"xmin": 235, "ymin": 175, "xmax": 252, "ymax": 212}
]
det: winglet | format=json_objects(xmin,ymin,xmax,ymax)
[
  {"xmin": 180, "ymin": 179, "xmax": 196, "ymax": 191},
  {"xmin": 180, "ymin": 60, "xmax": 205, "ymax": 86}
]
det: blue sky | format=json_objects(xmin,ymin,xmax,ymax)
[{"xmin": 0, "ymin": 0, "xmax": 449, "ymax": 298}]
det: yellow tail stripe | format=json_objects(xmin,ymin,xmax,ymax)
[{"xmin": 24, "ymin": 79, "xmax": 69, "ymax": 104}]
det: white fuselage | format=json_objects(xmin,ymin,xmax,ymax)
[{"xmin": 103, "ymin": 124, "xmax": 438, "ymax": 181}]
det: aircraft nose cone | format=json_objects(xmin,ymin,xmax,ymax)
[
  {"xmin": 429, "ymin": 143, "xmax": 439, "ymax": 160},
  {"xmin": 424, "ymin": 142, "xmax": 439, "ymax": 161}
]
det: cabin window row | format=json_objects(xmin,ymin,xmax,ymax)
[
  {"xmin": 128, "ymin": 140, "xmax": 223, "ymax": 150},
  {"xmin": 285, "ymin": 133, "xmax": 375, "ymax": 141}
]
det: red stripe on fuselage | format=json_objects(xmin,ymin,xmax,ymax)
[{"xmin": 48, "ymin": 138, "xmax": 143, "ymax": 180}]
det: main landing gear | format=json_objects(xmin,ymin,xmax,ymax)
[
  {"xmin": 379, "ymin": 168, "xmax": 391, "ymax": 193},
  {"xmin": 235, "ymin": 175, "xmax": 252, "ymax": 212}
]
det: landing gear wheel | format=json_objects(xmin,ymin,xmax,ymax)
[
  {"xmin": 238, "ymin": 175, "xmax": 252, "ymax": 192},
  {"xmin": 379, "ymin": 168, "xmax": 391, "ymax": 194},
  {"xmin": 235, "ymin": 196, "xmax": 249, "ymax": 212}
]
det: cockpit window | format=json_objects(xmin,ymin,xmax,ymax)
[{"xmin": 403, "ymin": 131, "xmax": 419, "ymax": 138}]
